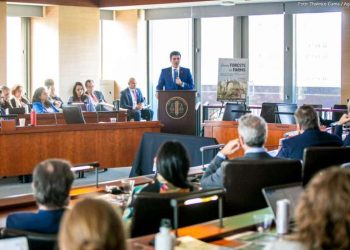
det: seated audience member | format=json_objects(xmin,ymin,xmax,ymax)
[
  {"xmin": 201, "ymin": 114, "xmax": 273, "ymax": 189},
  {"xmin": 6, "ymin": 159, "xmax": 74, "ymax": 234},
  {"xmin": 67, "ymin": 82, "xmax": 96, "ymax": 112},
  {"xmin": 32, "ymin": 87, "xmax": 59, "ymax": 114},
  {"xmin": 44, "ymin": 78, "xmax": 63, "ymax": 108},
  {"xmin": 333, "ymin": 100, "xmax": 350, "ymax": 146},
  {"xmin": 265, "ymin": 167, "xmax": 350, "ymax": 250},
  {"xmin": 124, "ymin": 141, "xmax": 192, "ymax": 219},
  {"xmin": 85, "ymin": 79, "xmax": 106, "ymax": 105},
  {"xmin": 276, "ymin": 105, "xmax": 343, "ymax": 160},
  {"xmin": 0, "ymin": 85, "xmax": 13, "ymax": 110},
  {"xmin": 120, "ymin": 77, "xmax": 153, "ymax": 121},
  {"xmin": 10, "ymin": 84, "xmax": 30, "ymax": 108},
  {"xmin": 142, "ymin": 141, "xmax": 192, "ymax": 193},
  {"xmin": 59, "ymin": 198, "xmax": 126, "ymax": 250}
]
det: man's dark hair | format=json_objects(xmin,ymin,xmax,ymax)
[
  {"xmin": 85, "ymin": 79, "xmax": 93, "ymax": 88},
  {"xmin": 169, "ymin": 51, "xmax": 181, "ymax": 59},
  {"xmin": 156, "ymin": 141, "xmax": 192, "ymax": 189},
  {"xmin": 44, "ymin": 79, "xmax": 54, "ymax": 88},
  {"xmin": 33, "ymin": 159, "xmax": 74, "ymax": 208},
  {"xmin": 294, "ymin": 105, "xmax": 319, "ymax": 130}
]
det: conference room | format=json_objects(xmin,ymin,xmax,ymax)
[{"xmin": 0, "ymin": 0, "xmax": 350, "ymax": 249}]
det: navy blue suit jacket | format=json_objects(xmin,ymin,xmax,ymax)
[
  {"xmin": 156, "ymin": 67, "xmax": 194, "ymax": 90},
  {"xmin": 334, "ymin": 124, "xmax": 350, "ymax": 146},
  {"xmin": 120, "ymin": 88, "xmax": 144, "ymax": 110},
  {"xmin": 6, "ymin": 209, "xmax": 65, "ymax": 234},
  {"xmin": 276, "ymin": 128, "xmax": 343, "ymax": 160},
  {"xmin": 201, "ymin": 151, "xmax": 274, "ymax": 189}
]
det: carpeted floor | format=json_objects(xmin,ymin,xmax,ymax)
[{"xmin": 0, "ymin": 167, "xmax": 131, "ymax": 198}]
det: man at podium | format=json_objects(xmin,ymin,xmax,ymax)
[{"xmin": 156, "ymin": 51, "xmax": 194, "ymax": 91}]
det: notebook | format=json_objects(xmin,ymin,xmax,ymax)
[{"xmin": 0, "ymin": 237, "xmax": 29, "ymax": 250}]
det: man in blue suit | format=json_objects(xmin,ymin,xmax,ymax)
[
  {"xmin": 120, "ymin": 77, "xmax": 153, "ymax": 121},
  {"xmin": 156, "ymin": 51, "xmax": 194, "ymax": 91},
  {"xmin": 6, "ymin": 159, "xmax": 74, "ymax": 234},
  {"xmin": 276, "ymin": 105, "xmax": 343, "ymax": 161}
]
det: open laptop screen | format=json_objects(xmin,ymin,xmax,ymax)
[
  {"xmin": 62, "ymin": 105, "xmax": 86, "ymax": 124},
  {"xmin": 262, "ymin": 183, "xmax": 303, "ymax": 221},
  {"xmin": 0, "ymin": 236, "xmax": 29, "ymax": 250}
]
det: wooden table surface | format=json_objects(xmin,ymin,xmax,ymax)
[
  {"xmin": 0, "ymin": 121, "xmax": 162, "ymax": 176},
  {"xmin": 203, "ymin": 121, "xmax": 296, "ymax": 158}
]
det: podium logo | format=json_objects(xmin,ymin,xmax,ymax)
[{"xmin": 166, "ymin": 97, "xmax": 188, "ymax": 120}]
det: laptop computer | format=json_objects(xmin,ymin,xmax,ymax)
[
  {"xmin": 262, "ymin": 182, "xmax": 303, "ymax": 223},
  {"xmin": 62, "ymin": 105, "xmax": 86, "ymax": 124},
  {"xmin": 0, "ymin": 236, "xmax": 29, "ymax": 250}
]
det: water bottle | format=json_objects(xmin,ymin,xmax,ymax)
[
  {"xmin": 24, "ymin": 104, "xmax": 29, "ymax": 114},
  {"xmin": 276, "ymin": 199, "xmax": 290, "ymax": 235},
  {"xmin": 30, "ymin": 109, "xmax": 37, "ymax": 126},
  {"xmin": 155, "ymin": 219, "xmax": 175, "ymax": 250}
]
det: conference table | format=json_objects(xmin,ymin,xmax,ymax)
[
  {"xmin": 203, "ymin": 120, "xmax": 296, "ymax": 158},
  {"xmin": 0, "ymin": 172, "xmax": 275, "ymax": 250},
  {"xmin": 0, "ymin": 120, "xmax": 162, "ymax": 176}
]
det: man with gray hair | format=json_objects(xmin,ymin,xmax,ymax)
[
  {"xmin": 201, "ymin": 114, "xmax": 274, "ymax": 189},
  {"xmin": 6, "ymin": 159, "xmax": 74, "ymax": 234}
]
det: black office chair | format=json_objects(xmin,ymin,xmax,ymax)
[
  {"xmin": 332, "ymin": 104, "xmax": 347, "ymax": 122},
  {"xmin": 302, "ymin": 147, "xmax": 350, "ymax": 186},
  {"xmin": 260, "ymin": 103, "xmax": 280, "ymax": 123},
  {"xmin": 275, "ymin": 103, "xmax": 297, "ymax": 124},
  {"xmin": 222, "ymin": 103, "xmax": 248, "ymax": 121},
  {"xmin": 223, "ymin": 159, "xmax": 302, "ymax": 216},
  {"xmin": 1, "ymin": 228, "xmax": 57, "ymax": 250},
  {"xmin": 130, "ymin": 188, "xmax": 224, "ymax": 237}
]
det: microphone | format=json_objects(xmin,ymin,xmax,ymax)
[{"xmin": 174, "ymin": 69, "xmax": 179, "ymax": 79}]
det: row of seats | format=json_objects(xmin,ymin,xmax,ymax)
[
  {"xmin": 130, "ymin": 146, "xmax": 350, "ymax": 237},
  {"xmin": 222, "ymin": 102, "xmax": 348, "ymax": 124}
]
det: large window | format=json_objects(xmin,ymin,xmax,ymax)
[
  {"xmin": 201, "ymin": 17, "xmax": 234, "ymax": 105},
  {"xmin": 149, "ymin": 18, "xmax": 193, "ymax": 114},
  {"xmin": 248, "ymin": 15, "xmax": 284, "ymax": 105},
  {"xmin": 295, "ymin": 12, "xmax": 341, "ymax": 107},
  {"xmin": 7, "ymin": 17, "xmax": 25, "ymax": 90},
  {"xmin": 101, "ymin": 19, "xmax": 119, "ymax": 80}
]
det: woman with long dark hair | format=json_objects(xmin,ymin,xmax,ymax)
[
  {"xmin": 32, "ymin": 87, "xmax": 59, "ymax": 113},
  {"xmin": 67, "ymin": 82, "xmax": 95, "ymax": 112},
  {"xmin": 144, "ymin": 141, "xmax": 193, "ymax": 192}
]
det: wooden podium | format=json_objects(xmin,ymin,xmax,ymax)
[{"xmin": 158, "ymin": 90, "xmax": 196, "ymax": 135}]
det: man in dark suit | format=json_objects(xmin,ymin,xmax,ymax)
[
  {"xmin": 156, "ymin": 51, "xmax": 194, "ymax": 91},
  {"xmin": 201, "ymin": 114, "xmax": 273, "ymax": 189},
  {"xmin": 6, "ymin": 159, "xmax": 74, "ymax": 234},
  {"xmin": 85, "ymin": 79, "xmax": 110, "ymax": 111},
  {"xmin": 120, "ymin": 77, "xmax": 153, "ymax": 121},
  {"xmin": 276, "ymin": 105, "xmax": 343, "ymax": 160}
]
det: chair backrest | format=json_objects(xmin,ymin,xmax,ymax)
[
  {"xmin": 1, "ymin": 228, "xmax": 57, "ymax": 250},
  {"xmin": 275, "ymin": 103, "xmax": 297, "ymax": 124},
  {"xmin": 113, "ymin": 99, "xmax": 120, "ymax": 111},
  {"xmin": 332, "ymin": 104, "xmax": 347, "ymax": 121},
  {"xmin": 260, "ymin": 103, "xmax": 279, "ymax": 123},
  {"xmin": 222, "ymin": 103, "xmax": 247, "ymax": 121},
  {"xmin": 131, "ymin": 189, "xmax": 221, "ymax": 237},
  {"xmin": 303, "ymin": 147, "xmax": 350, "ymax": 186},
  {"xmin": 223, "ymin": 159, "xmax": 302, "ymax": 216}
]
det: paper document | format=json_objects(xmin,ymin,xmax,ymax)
[{"xmin": 175, "ymin": 236, "xmax": 232, "ymax": 250}]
